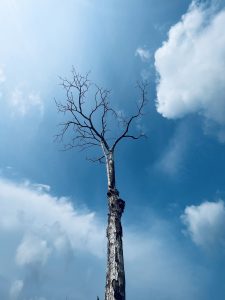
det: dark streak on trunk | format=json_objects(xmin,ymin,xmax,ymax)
[{"xmin": 105, "ymin": 152, "xmax": 125, "ymax": 300}]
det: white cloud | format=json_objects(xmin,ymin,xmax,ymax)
[
  {"xmin": 181, "ymin": 200, "xmax": 225, "ymax": 249},
  {"xmin": 10, "ymin": 280, "xmax": 23, "ymax": 300},
  {"xmin": 16, "ymin": 235, "xmax": 51, "ymax": 266},
  {"xmin": 135, "ymin": 47, "xmax": 151, "ymax": 62},
  {"xmin": 10, "ymin": 87, "xmax": 44, "ymax": 117},
  {"xmin": 155, "ymin": 2, "xmax": 225, "ymax": 140},
  {"xmin": 0, "ymin": 177, "xmax": 215, "ymax": 299},
  {"xmin": 25, "ymin": 181, "xmax": 51, "ymax": 193},
  {"xmin": 0, "ymin": 178, "xmax": 105, "ymax": 299},
  {"xmin": 0, "ymin": 178, "xmax": 105, "ymax": 257}
]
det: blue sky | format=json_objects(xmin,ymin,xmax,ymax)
[{"xmin": 1, "ymin": 0, "xmax": 225, "ymax": 299}]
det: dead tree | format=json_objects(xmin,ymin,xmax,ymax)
[{"xmin": 55, "ymin": 68, "xmax": 148, "ymax": 300}]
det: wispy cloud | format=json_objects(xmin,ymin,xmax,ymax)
[
  {"xmin": 155, "ymin": 122, "xmax": 190, "ymax": 176},
  {"xmin": 135, "ymin": 47, "xmax": 151, "ymax": 62},
  {"xmin": 0, "ymin": 67, "xmax": 6, "ymax": 83},
  {"xmin": 10, "ymin": 87, "xmax": 43, "ymax": 117},
  {"xmin": 9, "ymin": 280, "xmax": 23, "ymax": 300},
  {"xmin": 155, "ymin": 1, "xmax": 225, "ymax": 141}
]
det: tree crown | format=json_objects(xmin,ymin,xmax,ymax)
[{"xmin": 55, "ymin": 68, "xmax": 148, "ymax": 163}]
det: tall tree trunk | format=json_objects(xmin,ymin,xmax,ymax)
[{"xmin": 105, "ymin": 152, "xmax": 126, "ymax": 300}]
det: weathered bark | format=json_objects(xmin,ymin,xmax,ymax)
[
  {"xmin": 56, "ymin": 71, "xmax": 148, "ymax": 300},
  {"xmin": 105, "ymin": 152, "xmax": 125, "ymax": 300},
  {"xmin": 106, "ymin": 151, "xmax": 116, "ymax": 190}
]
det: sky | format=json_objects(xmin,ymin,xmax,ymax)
[{"xmin": 0, "ymin": 0, "xmax": 225, "ymax": 299}]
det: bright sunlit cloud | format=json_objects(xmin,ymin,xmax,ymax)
[
  {"xmin": 181, "ymin": 200, "xmax": 225, "ymax": 249},
  {"xmin": 155, "ymin": 1, "xmax": 225, "ymax": 141}
]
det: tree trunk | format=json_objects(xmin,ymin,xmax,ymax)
[{"xmin": 105, "ymin": 152, "xmax": 125, "ymax": 300}]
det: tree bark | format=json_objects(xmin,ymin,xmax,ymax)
[
  {"xmin": 106, "ymin": 151, "xmax": 116, "ymax": 190},
  {"xmin": 105, "ymin": 152, "xmax": 125, "ymax": 300}
]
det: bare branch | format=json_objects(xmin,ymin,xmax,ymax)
[
  {"xmin": 55, "ymin": 69, "xmax": 149, "ymax": 162},
  {"xmin": 86, "ymin": 154, "xmax": 106, "ymax": 164},
  {"xmin": 111, "ymin": 81, "xmax": 149, "ymax": 152}
]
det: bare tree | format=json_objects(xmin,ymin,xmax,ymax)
[{"xmin": 55, "ymin": 68, "xmax": 148, "ymax": 300}]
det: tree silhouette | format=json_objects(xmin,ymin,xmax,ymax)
[{"xmin": 55, "ymin": 68, "xmax": 148, "ymax": 300}]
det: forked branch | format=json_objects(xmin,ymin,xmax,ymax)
[{"xmin": 55, "ymin": 68, "xmax": 148, "ymax": 161}]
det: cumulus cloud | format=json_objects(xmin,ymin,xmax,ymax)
[
  {"xmin": 0, "ymin": 178, "xmax": 104, "ymax": 257},
  {"xmin": 0, "ymin": 178, "xmax": 105, "ymax": 299},
  {"xmin": 155, "ymin": 2, "xmax": 225, "ymax": 140},
  {"xmin": 181, "ymin": 200, "xmax": 225, "ymax": 249},
  {"xmin": 135, "ymin": 47, "xmax": 151, "ymax": 62},
  {"xmin": 0, "ymin": 177, "xmax": 216, "ymax": 299}
]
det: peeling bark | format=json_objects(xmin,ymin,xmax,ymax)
[{"xmin": 105, "ymin": 153, "xmax": 125, "ymax": 300}]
